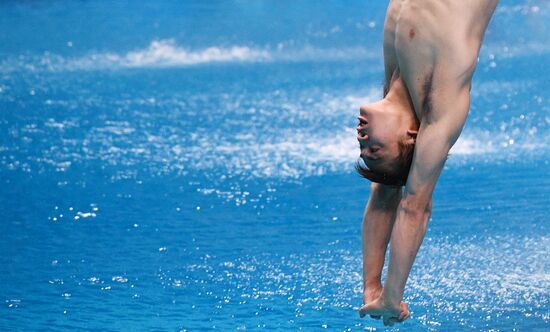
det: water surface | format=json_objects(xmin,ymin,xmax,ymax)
[{"xmin": 0, "ymin": 1, "xmax": 549, "ymax": 330}]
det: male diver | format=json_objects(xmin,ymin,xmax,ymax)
[{"xmin": 356, "ymin": 0, "xmax": 498, "ymax": 326}]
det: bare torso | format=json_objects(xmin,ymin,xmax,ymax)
[{"xmin": 383, "ymin": 0, "xmax": 498, "ymax": 120}]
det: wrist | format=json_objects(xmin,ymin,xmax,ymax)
[
  {"xmin": 381, "ymin": 288, "xmax": 402, "ymax": 308},
  {"xmin": 363, "ymin": 279, "xmax": 382, "ymax": 290}
]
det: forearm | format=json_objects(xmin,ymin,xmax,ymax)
[
  {"xmin": 362, "ymin": 184, "xmax": 401, "ymax": 288},
  {"xmin": 382, "ymin": 197, "xmax": 432, "ymax": 305}
]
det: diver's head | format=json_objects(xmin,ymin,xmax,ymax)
[{"xmin": 356, "ymin": 79, "xmax": 418, "ymax": 186}]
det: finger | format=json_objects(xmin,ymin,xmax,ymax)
[
  {"xmin": 358, "ymin": 303, "xmax": 376, "ymax": 318},
  {"xmin": 399, "ymin": 301, "xmax": 410, "ymax": 321},
  {"xmin": 358, "ymin": 305, "xmax": 368, "ymax": 318},
  {"xmin": 394, "ymin": 313, "xmax": 410, "ymax": 323},
  {"xmin": 398, "ymin": 310, "xmax": 410, "ymax": 322}
]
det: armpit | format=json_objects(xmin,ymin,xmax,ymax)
[{"xmin": 420, "ymin": 71, "xmax": 434, "ymax": 123}]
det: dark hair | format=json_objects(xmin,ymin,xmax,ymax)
[{"xmin": 355, "ymin": 139, "xmax": 415, "ymax": 187}]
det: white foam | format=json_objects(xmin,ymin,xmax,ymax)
[
  {"xmin": 68, "ymin": 40, "xmax": 272, "ymax": 69},
  {"xmin": 0, "ymin": 39, "xmax": 378, "ymax": 72},
  {"xmin": 451, "ymin": 135, "xmax": 497, "ymax": 155}
]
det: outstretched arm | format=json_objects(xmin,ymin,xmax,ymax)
[
  {"xmin": 361, "ymin": 183, "xmax": 401, "ymax": 294},
  {"xmin": 383, "ymin": 79, "xmax": 471, "ymax": 307},
  {"xmin": 361, "ymin": 4, "xmax": 405, "ymax": 294}
]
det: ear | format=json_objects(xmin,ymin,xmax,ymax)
[{"xmin": 406, "ymin": 129, "xmax": 418, "ymax": 144}]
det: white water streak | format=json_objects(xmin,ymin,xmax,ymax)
[{"xmin": 0, "ymin": 39, "xmax": 377, "ymax": 72}]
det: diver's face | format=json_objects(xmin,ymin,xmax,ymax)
[{"xmin": 357, "ymin": 99, "xmax": 407, "ymax": 174}]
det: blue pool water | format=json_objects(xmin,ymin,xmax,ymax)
[{"xmin": 1, "ymin": 1, "xmax": 549, "ymax": 330}]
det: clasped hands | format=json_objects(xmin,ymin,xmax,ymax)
[{"xmin": 359, "ymin": 285, "xmax": 410, "ymax": 327}]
